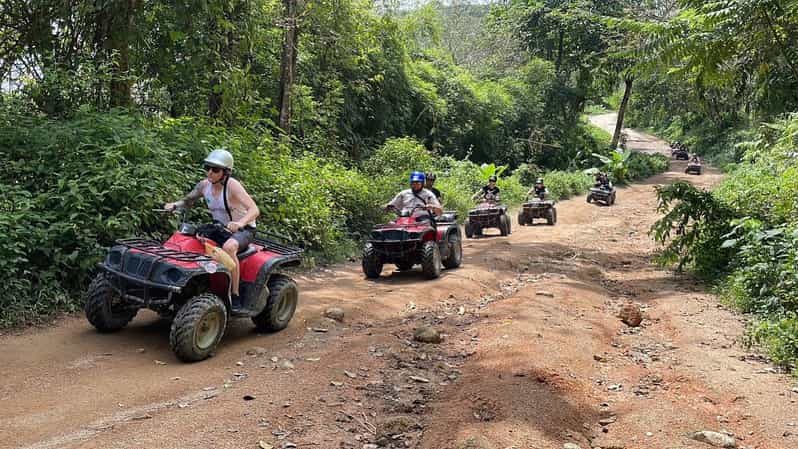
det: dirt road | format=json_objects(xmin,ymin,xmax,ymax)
[{"xmin": 2, "ymin": 115, "xmax": 797, "ymax": 449}]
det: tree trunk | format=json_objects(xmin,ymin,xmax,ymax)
[
  {"xmin": 102, "ymin": 0, "xmax": 137, "ymax": 107},
  {"xmin": 208, "ymin": 77, "xmax": 222, "ymax": 118},
  {"xmin": 277, "ymin": 0, "xmax": 298, "ymax": 134},
  {"xmin": 611, "ymin": 77, "xmax": 633, "ymax": 149}
]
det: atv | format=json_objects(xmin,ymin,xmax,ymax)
[
  {"xmin": 362, "ymin": 206, "xmax": 462, "ymax": 279},
  {"xmin": 586, "ymin": 184, "xmax": 617, "ymax": 206},
  {"xmin": 85, "ymin": 211, "xmax": 302, "ymax": 362},
  {"xmin": 685, "ymin": 160, "xmax": 702, "ymax": 175},
  {"xmin": 518, "ymin": 193, "xmax": 557, "ymax": 226},
  {"xmin": 671, "ymin": 147, "xmax": 689, "ymax": 160},
  {"xmin": 464, "ymin": 200, "xmax": 511, "ymax": 238}
]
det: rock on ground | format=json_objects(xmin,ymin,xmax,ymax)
[
  {"xmin": 619, "ymin": 302, "xmax": 643, "ymax": 327},
  {"xmin": 689, "ymin": 430, "xmax": 737, "ymax": 448},
  {"xmin": 323, "ymin": 307, "xmax": 345, "ymax": 322},
  {"xmin": 414, "ymin": 326, "xmax": 443, "ymax": 344}
]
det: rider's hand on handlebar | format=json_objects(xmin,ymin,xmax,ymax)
[
  {"xmin": 227, "ymin": 221, "xmax": 243, "ymax": 232},
  {"xmin": 164, "ymin": 202, "xmax": 177, "ymax": 212}
]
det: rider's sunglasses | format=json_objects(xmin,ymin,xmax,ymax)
[{"xmin": 203, "ymin": 164, "xmax": 223, "ymax": 173}]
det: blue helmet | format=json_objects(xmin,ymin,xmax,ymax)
[{"xmin": 409, "ymin": 171, "xmax": 426, "ymax": 183}]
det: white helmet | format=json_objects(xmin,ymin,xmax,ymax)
[{"xmin": 203, "ymin": 149, "xmax": 234, "ymax": 170}]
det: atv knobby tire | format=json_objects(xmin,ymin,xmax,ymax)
[
  {"xmin": 85, "ymin": 273, "xmax": 138, "ymax": 332},
  {"xmin": 517, "ymin": 211, "xmax": 526, "ymax": 226},
  {"xmin": 362, "ymin": 243, "xmax": 383, "ymax": 279},
  {"xmin": 252, "ymin": 274, "xmax": 298, "ymax": 333},
  {"xmin": 464, "ymin": 221, "xmax": 474, "ymax": 238},
  {"xmin": 499, "ymin": 214, "xmax": 510, "ymax": 236},
  {"xmin": 547, "ymin": 208, "xmax": 556, "ymax": 225},
  {"xmin": 421, "ymin": 241, "xmax": 442, "ymax": 279},
  {"xmin": 610, "ymin": 192, "xmax": 616, "ymax": 205},
  {"xmin": 442, "ymin": 232, "xmax": 463, "ymax": 269},
  {"xmin": 170, "ymin": 293, "xmax": 227, "ymax": 362},
  {"xmin": 586, "ymin": 193, "xmax": 592, "ymax": 203}
]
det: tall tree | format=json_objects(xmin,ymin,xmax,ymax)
[
  {"xmin": 94, "ymin": 0, "xmax": 139, "ymax": 107},
  {"xmin": 278, "ymin": 0, "xmax": 299, "ymax": 134}
]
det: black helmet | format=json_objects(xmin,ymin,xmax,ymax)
[
  {"xmin": 488, "ymin": 175, "xmax": 497, "ymax": 182},
  {"xmin": 425, "ymin": 172, "xmax": 436, "ymax": 181}
]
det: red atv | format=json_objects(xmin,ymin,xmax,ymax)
[
  {"xmin": 85, "ymin": 212, "xmax": 302, "ymax": 362},
  {"xmin": 362, "ymin": 206, "xmax": 462, "ymax": 279}
]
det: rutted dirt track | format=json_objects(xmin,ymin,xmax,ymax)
[{"xmin": 2, "ymin": 115, "xmax": 798, "ymax": 449}]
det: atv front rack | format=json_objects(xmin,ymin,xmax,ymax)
[{"xmin": 116, "ymin": 238, "xmax": 213, "ymax": 262}]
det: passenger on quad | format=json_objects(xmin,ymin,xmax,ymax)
[
  {"xmin": 164, "ymin": 149, "xmax": 260, "ymax": 309},
  {"xmin": 473, "ymin": 175, "xmax": 501, "ymax": 202},
  {"xmin": 528, "ymin": 178, "xmax": 548, "ymax": 199},
  {"xmin": 385, "ymin": 171, "xmax": 442, "ymax": 219},
  {"xmin": 425, "ymin": 172, "xmax": 442, "ymax": 201},
  {"xmin": 595, "ymin": 172, "xmax": 612, "ymax": 190}
]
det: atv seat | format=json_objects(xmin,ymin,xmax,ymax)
[
  {"xmin": 237, "ymin": 246, "xmax": 258, "ymax": 260},
  {"xmin": 439, "ymin": 212, "xmax": 457, "ymax": 222}
]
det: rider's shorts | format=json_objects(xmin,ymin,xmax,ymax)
[{"xmin": 207, "ymin": 226, "xmax": 256, "ymax": 250}]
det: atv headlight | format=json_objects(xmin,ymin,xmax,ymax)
[
  {"xmin": 106, "ymin": 250, "xmax": 122, "ymax": 268},
  {"xmin": 160, "ymin": 268, "xmax": 185, "ymax": 284}
]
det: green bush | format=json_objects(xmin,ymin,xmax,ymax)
[
  {"xmin": 0, "ymin": 111, "xmax": 195, "ymax": 326},
  {"xmin": 751, "ymin": 314, "xmax": 798, "ymax": 375},
  {"xmin": 542, "ymin": 171, "xmax": 594, "ymax": 201},
  {"xmin": 627, "ymin": 152, "xmax": 670, "ymax": 180}
]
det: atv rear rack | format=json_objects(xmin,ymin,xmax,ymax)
[
  {"xmin": 116, "ymin": 238, "xmax": 213, "ymax": 262},
  {"xmin": 253, "ymin": 235, "xmax": 303, "ymax": 257}
]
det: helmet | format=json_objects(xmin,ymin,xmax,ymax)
[
  {"xmin": 204, "ymin": 149, "xmax": 234, "ymax": 170},
  {"xmin": 410, "ymin": 171, "xmax": 426, "ymax": 183},
  {"xmin": 535, "ymin": 178, "xmax": 544, "ymax": 184},
  {"xmin": 488, "ymin": 175, "xmax": 497, "ymax": 182},
  {"xmin": 425, "ymin": 172, "xmax": 436, "ymax": 181}
]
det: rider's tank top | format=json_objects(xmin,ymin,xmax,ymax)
[{"xmin": 203, "ymin": 181, "xmax": 256, "ymax": 228}]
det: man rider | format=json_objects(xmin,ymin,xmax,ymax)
[
  {"xmin": 594, "ymin": 172, "xmax": 612, "ymax": 190},
  {"xmin": 689, "ymin": 154, "xmax": 701, "ymax": 163},
  {"xmin": 473, "ymin": 175, "xmax": 501, "ymax": 202},
  {"xmin": 164, "ymin": 149, "xmax": 260, "ymax": 309},
  {"xmin": 425, "ymin": 172, "xmax": 442, "ymax": 201},
  {"xmin": 528, "ymin": 178, "xmax": 548, "ymax": 199},
  {"xmin": 385, "ymin": 171, "xmax": 442, "ymax": 218}
]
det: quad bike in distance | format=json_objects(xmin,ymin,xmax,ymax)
[
  {"xmin": 685, "ymin": 159, "xmax": 703, "ymax": 175},
  {"xmin": 85, "ymin": 210, "xmax": 302, "ymax": 362},
  {"xmin": 671, "ymin": 144, "xmax": 689, "ymax": 160},
  {"xmin": 517, "ymin": 193, "xmax": 557, "ymax": 226},
  {"xmin": 587, "ymin": 184, "xmax": 617, "ymax": 206},
  {"xmin": 464, "ymin": 199, "xmax": 511, "ymax": 238},
  {"xmin": 362, "ymin": 205, "xmax": 462, "ymax": 280}
]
